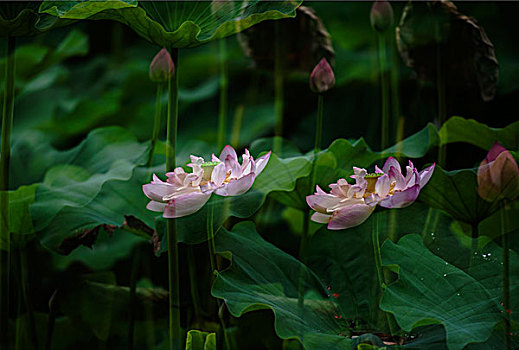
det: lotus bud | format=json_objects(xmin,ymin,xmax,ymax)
[
  {"xmin": 477, "ymin": 142, "xmax": 519, "ymax": 202},
  {"xmin": 149, "ymin": 48, "xmax": 175, "ymax": 83},
  {"xmin": 370, "ymin": 0, "xmax": 394, "ymax": 32},
  {"xmin": 310, "ymin": 58, "xmax": 335, "ymax": 94}
]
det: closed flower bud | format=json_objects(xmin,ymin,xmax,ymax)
[
  {"xmin": 370, "ymin": 0, "xmax": 394, "ymax": 32},
  {"xmin": 477, "ymin": 142, "xmax": 519, "ymax": 202},
  {"xmin": 149, "ymin": 48, "xmax": 174, "ymax": 83},
  {"xmin": 310, "ymin": 58, "xmax": 335, "ymax": 94}
]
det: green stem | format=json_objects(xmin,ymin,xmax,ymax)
[
  {"xmin": 44, "ymin": 291, "xmax": 57, "ymax": 350},
  {"xmin": 371, "ymin": 215, "xmax": 395, "ymax": 337},
  {"xmin": 166, "ymin": 48, "xmax": 181, "ymax": 350},
  {"xmin": 435, "ymin": 19, "xmax": 447, "ymax": 167},
  {"xmin": 377, "ymin": 34, "xmax": 390, "ymax": 150},
  {"xmin": 502, "ymin": 202, "xmax": 511, "ymax": 350},
  {"xmin": 147, "ymin": 83, "xmax": 164, "ymax": 167},
  {"xmin": 187, "ymin": 247, "xmax": 203, "ymax": 325},
  {"xmin": 206, "ymin": 204, "xmax": 231, "ymax": 350},
  {"xmin": 128, "ymin": 246, "xmax": 141, "ymax": 350},
  {"xmin": 207, "ymin": 203, "xmax": 216, "ymax": 275},
  {"xmin": 314, "ymin": 94, "xmax": 324, "ymax": 153},
  {"xmin": 19, "ymin": 248, "xmax": 37, "ymax": 349},
  {"xmin": 217, "ymin": 38, "xmax": 228, "ymax": 149},
  {"xmin": 273, "ymin": 21, "xmax": 283, "ymax": 155},
  {"xmin": 0, "ymin": 35, "xmax": 15, "ymax": 348}
]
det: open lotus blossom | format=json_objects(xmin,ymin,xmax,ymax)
[
  {"xmin": 477, "ymin": 142, "xmax": 519, "ymax": 202},
  {"xmin": 307, "ymin": 157, "xmax": 435, "ymax": 230},
  {"xmin": 143, "ymin": 145, "xmax": 271, "ymax": 218}
]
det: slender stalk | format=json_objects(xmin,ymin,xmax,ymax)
[
  {"xmin": 273, "ymin": 21, "xmax": 284, "ymax": 154},
  {"xmin": 166, "ymin": 48, "xmax": 181, "ymax": 350},
  {"xmin": 435, "ymin": 19, "xmax": 447, "ymax": 167},
  {"xmin": 206, "ymin": 204, "xmax": 231, "ymax": 350},
  {"xmin": 501, "ymin": 201, "xmax": 511, "ymax": 350},
  {"xmin": 147, "ymin": 83, "xmax": 164, "ymax": 167},
  {"xmin": 207, "ymin": 204, "xmax": 216, "ymax": 275},
  {"xmin": 314, "ymin": 94, "xmax": 324, "ymax": 153},
  {"xmin": 371, "ymin": 215, "xmax": 395, "ymax": 337},
  {"xmin": 128, "ymin": 246, "xmax": 141, "ymax": 350},
  {"xmin": 18, "ymin": 248, "xmax": 37, "ymax": 349},
  {"xmin": 44, "ymin": 291, "xmax": 58, "ymax": 350},
  {"xmin": 377, "ymin": 34, "xmax": 390, "ymax": 150},
  {"xmin": 0, "ymin": 35, "xmax": 15, "ymax": 348},
  {"xmin": 217, "ymin": 38, "xmax": 228, "ymax": 149},
  {"xmin": 187, "ymin": 247, "xmax": 203, "ymax": 326}
]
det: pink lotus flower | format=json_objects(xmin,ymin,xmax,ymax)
[
  {"xmin": 477, "ymin": 142, "xmax": 519, "ymax": 202},
  {"xmin": 307, "ymin": 157, "xmax": 435, "ymax": 230},
  {"xmin": 143, "ymin": 145, "xmax": 271, "ymax": 218}
]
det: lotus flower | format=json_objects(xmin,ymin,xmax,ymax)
[
  {"xmin": 143, "ymin": 145, "xmax": 271, "ymax": 218},
  {"xmin": 477, "ymin": 142, "xmax": 519, "ymax": 202},
  {"xmin": 307, "ymin": 157, "xmax": 435, "ymax": 230}
]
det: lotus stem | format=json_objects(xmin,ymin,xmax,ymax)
[
  {"xmin": 217, "ymin": 38, "xmax": 228, "ymax": 149},
  {"xmin": 187, "ymin": 247, "xmax": 203, "ymax": 325},
  {"xmin": 435, "ymin": 19, "xmax": 447, "ymax": 167},
  {"xmin": 206, "ymin": 203, "xmax": 231, "ymax": 350},
  {"xmin": 377, "ymin": 33, "xmax": 390, "ymax": 150},
  {"xmin": 147, "ymin": 82, "xmax": 164, "ymax": 167},
  {"xmin": 314, "ymin": 94, "xmax": 324, "ymax": 154},
  {"xmin": 44, "ymin": 291, "xmax": 58, "ymax": 350},
  {"xmin": 17, "ymin": 248, "xmax": 38, "ymax": 349},
  {"xmin": 166, "ymin": 48, "xmax": 181, "ymax": 350},
  {"xmin": 128, "ymin": 246, "xmax": 141, "ymax": 350},
  {"xmin": 372, "ymin": 214, "xmax": 396, "ymax": 337},
  {"xmin": 502, "ymin": 201, "xmax": 511, "ymax": 350},
  {"xmin": 0, "ymin": 35, "xmax": 15, "ymax": 347},
  {"xmin": 273, "ymin": 21, "xmax": 284, "ymax": 155}
]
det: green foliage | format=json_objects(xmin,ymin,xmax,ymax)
[
  {"xmin": 439, "ymin": 116, "xmax": 519, "ymax": 151},
  {"xmin": 40, "ymin": 0, "xmax": 303, "ymax": 48},
  {"xmin": 212, "ymin": 221, "xmax": 351, "ymax": 350},
  {"xmin": 381, "ymin": 234, "xmax": 519, "ymax": 350},
  {"xmin": 185, "ymin": 330, "xmax": 216, "ymax": 350},
  {"xmin": 419, "ymin": 165, "xmax": 496, "ymax": 225}
]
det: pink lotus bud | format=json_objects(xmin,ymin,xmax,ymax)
[
  {"xmin": 309, "ymin": 58, "xmax": 335, "ymax": 94},
  {"xmin": 370, "ymin": 1, "xmax": 394, "ymax": 32},
  {"xmin": 477, "ymin": 142, "xmax": 519, "ymax": 202},
  {"xmin": 149, "ymin": 48, "xmax": 175, "ymax": 83}
]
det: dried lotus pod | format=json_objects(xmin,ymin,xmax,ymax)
[
  {"xmin": 396, "ymin": 0, "xmax": 498, "ymax": 101},
  {"xmin": 239, "ymin": 5, "xmax": 334, "ymax": 73}
]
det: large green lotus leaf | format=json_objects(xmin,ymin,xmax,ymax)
[
  {"xmin": 30, "ymin": 127, "xmax": 149, "ymax": 253},
  {"xmin": 0, "ymin": 1, "xmax": 72, "ymax": 36},
  {"xmin": 380, "ymin": 234, "xmax": 502, "ymax": 350},
  {"xmin": 40, "ymin": 0, "xmax": 302, "ymax": 48},
  {"xmin": 155, "ymin": 151, "xmax": 312, "ymax": 253},
  {"xmin": 306, "ymin": 202, "xmax": 456, "ymax": 333},
  {"xmin": 419, "ymin": 165, "xmax": 497, "ymax": 225},
  {"xmin": 186, "ymin": 330, "xmax": 216, "ymax": 350},
  {"xmin": 439, "ymin": 117, "xmax": 519, "ymax": 151},
  {"xmin": 212, "ymin": 221, "xmax": 351, "ymax": 350}
]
